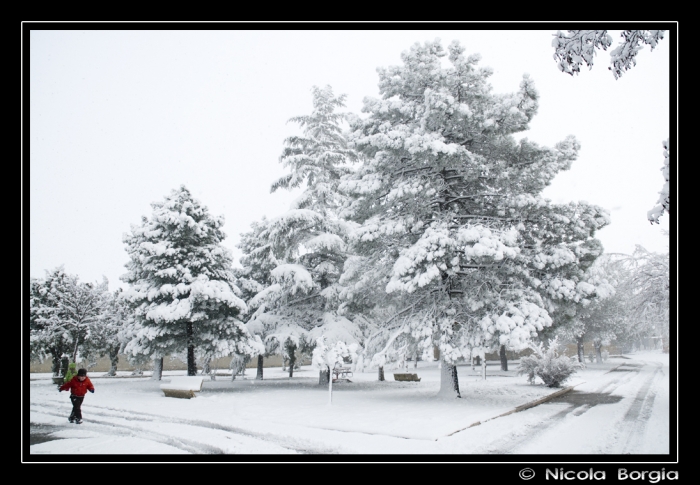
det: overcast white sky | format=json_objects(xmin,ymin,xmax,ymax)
[{"xmin": 28, "ymin": 28, "xmax": 672, "ymax": 291}]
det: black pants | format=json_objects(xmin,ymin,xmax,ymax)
[{"xmin": 69, "ymin": 395, "xmax": 84, "ymax": 421}]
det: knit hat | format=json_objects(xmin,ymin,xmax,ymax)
[{"xmin": 77, "ymin": 368, "xmax": 87, "ymax": 376}]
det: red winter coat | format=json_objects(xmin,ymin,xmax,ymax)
[{"xmin": 59, "ymin": 376, "xmax": 95, "ymax": 397}]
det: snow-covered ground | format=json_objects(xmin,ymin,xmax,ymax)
[{"xmin": 26, "ymin": 351, "xmax": 671, "ymax": 458}]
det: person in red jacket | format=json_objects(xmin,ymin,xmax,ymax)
[{"xmin": 59, "ymin": 368, "xmax": 94, "ymax": 424}]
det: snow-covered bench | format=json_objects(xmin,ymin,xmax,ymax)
[
  {"xmin": 393, "ymin": 373, "xmax": 421, "ymax": 382},
  {"xmin": 332, "ymin": 362, "xmax": 353, "ymax": 382},
  {"xmin": 160, "ymin": 376, "xmax": 204, "ymax": 399}
]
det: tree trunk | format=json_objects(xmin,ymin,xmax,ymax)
[
  {"xmin": 576, "ymin": 335, "xmax": 585, "ymax": 363},
  {"xmin": 285, "ymin": 340, "xmax": 296, "ymax": 378},
  {"xmin": 256, "ymin": 354, "xmax": 264, "ymax": 380},
  {"xmin": 288, "ymin": 351, "xmax": 296, "ymax": 379},
  {"xmin": 327, "ymin": 365, "xmax": 333, "ymax": 405},
  {"xmin": 51, "ymin": 352, "xmax": 62, "ymax": 377},
  {"xmin": 71, "ymin": 338, "xmax": 80, "ymax": 364},
  {"xmin": 202, "ymin": 357, "xmax": 211, "ymax": 375},
  {"xmin": 482, "ymin": 358, "xmax": 486, "ymax": 380},
  {"xmin": 241, "ymin": 356, "xmax": 248, "ymax": 376},
  {"xmin": 414, "ymin": 349, "xmax": 419, "ymax": 369},
  {"xmin": 151, "ymin": 357, "xmax": 163, "ymax": 381},
  {"xmin": 186, "ymin": 322, "xmax": 197, "ymax": 376},
  {"xmin": 60, "ymin": 355, "xmax": 69, "ymax": 377},
  {"xmin": 319, "ymin": 366, "xmax": 330, "ymax": 385},
  {"xmin": 500, "ymin": 345, "xmax": 508, "ymax": 371},
  {"xmin": 106, "ymin": 347, "xmax": 119, "ymax": 377},
  {"xmin": 378, "ymin": 366, "xmax": 384, "ymax": 381},
  {"xmin": 594, "ymin": 338, "xmax": 603, "ymax": 364},
  {"xmin": 230, "ymin": 354, "xmax": 247, "ymax": 381},
  {"xmin": 438, "ymin": 357, "xmax": 461, "ymax": 398}
]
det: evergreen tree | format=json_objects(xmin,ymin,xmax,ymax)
[
  {"xmin": 339, "ymin": 40, "xmax": 610, "ymax": 397},
  {"xmin": 121, "ymin": 185, "xmax": 256, "ymax": 376},
  {"xmin": 241, "ymin": 86, "xmax": 363, "ymax": 378}
]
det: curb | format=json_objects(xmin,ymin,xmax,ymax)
[
  {"xmin": 604, "ymin": 363, "xmax": 626, "ymax": 374},
  {"xmin": 444, "ymin": 382, "xmax": 583, "ymax": 438}
]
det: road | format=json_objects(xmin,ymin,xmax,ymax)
[{"xmin": 459, "ymin": 356, "xmax": 670, "ymax": 455}]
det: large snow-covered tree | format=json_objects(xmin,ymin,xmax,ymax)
[
  {"xmin": 30, "ymin": 266, "xmax": 110, "ymax": 375},
  {"xmin": 121, "ymin": 185, "xmax": 256, "ymax": 376},
  {"xmin": 241, "ymin": 86, "xmax": 364, "ymax": 380},
  {"xmin": 339, "ymin": 40, "xmax": 610, "ymax": 397}
]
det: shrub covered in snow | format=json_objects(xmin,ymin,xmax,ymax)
[{"xmin": 518, "ymin": 338, "xmax": 581, "ymax": 388}]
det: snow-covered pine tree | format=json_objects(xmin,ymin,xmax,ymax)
[
  {"xmin": 242, "ymin": 86, "xmax": 364, "ymax": 381},
  {"xmin": 339, "ymin": 40, "xmax": 610, "ymax": 398},
  {"xmin": 236, "ymin": 217, "xmax": 309, "ymax": 379},
  {"xmin": 235, "ymin": 217, "xmax": 278, "ymax": 303},
  {"xmin": 121, "ymin": 185, "xmax": 256, "ymax": 376}
]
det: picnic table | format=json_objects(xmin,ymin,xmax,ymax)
[{"xmin": 332, "ymin": 362, "xmax": 353, "ymax": 382}]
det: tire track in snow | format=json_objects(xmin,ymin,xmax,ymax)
[
  {"xmin": 30, "ymin": 401, "xmax": 339, "ymax": 454},
  {"xmin": 473, "ymin": 400, "xmax": 584, "ymax": 454},
  {"xmin": 618, "ymin": 361, "xmax": 663, "ymax": 454},
  {"xmin": 471, "ymin": 366, "xmax": 641, "ymax": 454},
  {"xmin": 30, "ymin": 405, "xmax": 228, "ymax": 454}
]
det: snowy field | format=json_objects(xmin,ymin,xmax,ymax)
[{"xmin": 26, "ymin": 351, "xmax": 672, "ymax": 459}]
